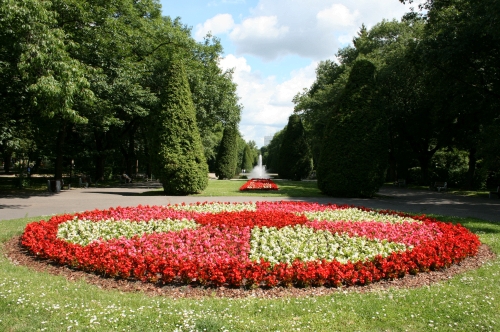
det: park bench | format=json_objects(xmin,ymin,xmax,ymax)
[
  {"xmin": 61, "ymin": 179, "xmax": 70, "ymax": 190},
  {"xmin": 433, "ymin": 181, "xmax": 447, "ymax": 192},
  {"xmin": 489, "ymin": 186, "xmax": 500, "ymax": 199},
  {"xmin": 79, "ymin": 176, "xmax": 89, "ymax": 188},
  {"xmin": 134, "ymin": 173, "xmax": 146, "ymax": 180},
  {"xmin": 394, "ymin": 179, "xmax": 406, "ymax": 187},
  {"xmin": 146, "ymin": 174, "xmax": 157, "ymax": 182}
]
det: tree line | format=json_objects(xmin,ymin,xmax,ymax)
[
  {"xmin": 0, "ymin": 0, "xmax": 261, "ymax": 194},
  {"xmin": 265, "ymin": 0, "xmax": 499, "ymax": 196}
]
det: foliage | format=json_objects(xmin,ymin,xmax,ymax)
[
  {"xmin": 278, "ymin": 114, "xmax": 312, "ymax": 180},
  {"xmin": 0, "ymin": 0, "xmax": 241, "ymax": 185},
  {"xmin": 149, "ymin": 60, "xmax": 208, "ymax": 195},
  {"xmin": 214, "ymin": 126, "xmax": 238, "ymax": 179},
  {"xmin": 317, "ymin": 59, "xmax": 388, "ymax": 197},
  {"xmin": 295, "ymin": 8, "xmax": 500, "ymax": 188}
]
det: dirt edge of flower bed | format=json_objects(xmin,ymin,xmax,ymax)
[{"xmin": 4, "ymin": 236, "xmax": 496, "ymax": 299}]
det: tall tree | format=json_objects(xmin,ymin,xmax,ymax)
[
  {"xmin": 0, "ymin": 0, "xmax": 91, "ymax": 180},
  {"xmin": 317, "ymin": 59, "xmax": 388, "ymax": 197},
  {"xmin": 401, "ymin": 0, "xmax": 500, "ymax": 187}
]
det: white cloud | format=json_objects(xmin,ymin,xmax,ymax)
[
  {"xmin": 270, "ymin": 62, "xmax": 318, "ymax": 106},
  {"xmin": 219, "ymin": 54, "xmax": 251, "ymax": 73},
  {"xmin": 194, "ymin": 13, "xmax": 235, "ymax": 40},
  {"xmin": 316, "ymin": 4, "xmax": 359, "ymax": 29},
  {"xmin": 199, "ymin": 0, "xmax": 425, "ymax": 61},
  {"xmin": 220, "ymin": 55, "xmax": 316, "ymax": 146},
  {"xmin": 338, "ymin": 34, "xmax": 352, "ymax": 45},
  {"xmin": 230, "ymin": 16, "xmax": 289, "ymax": 40},
  {"xmin": 208, "ymin": 0, "xmax": 245, "ymax": 5}
]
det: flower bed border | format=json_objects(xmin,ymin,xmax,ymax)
[{"xmin": 20, "ymin": 202, "xmax": 480, "ymax": 288}]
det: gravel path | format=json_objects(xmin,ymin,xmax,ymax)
[{"xmin": 1, "ymin": 182, "xmax": 499, "ymax": 222}]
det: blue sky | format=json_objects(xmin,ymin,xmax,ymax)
[{"xmin": 159, "ymin": 0, "xmax": 423, "ymax": 147}]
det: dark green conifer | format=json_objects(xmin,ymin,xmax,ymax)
[
  {"xmin": 317, "ymin": 59, "xmax": 388, "ymax": 197},
  {"xmin": 150, "ymin": 60, "xmax": 208, "ymax": 195}
]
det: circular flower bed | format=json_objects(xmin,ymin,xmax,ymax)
[
  {"xmin": 21, "ymin": 202, "xmax": 480, "ymax": 288},
  {"xmin": 239, "ymin": 178, "xmax": 279, "ymax": 191}
]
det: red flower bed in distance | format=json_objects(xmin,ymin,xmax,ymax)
[
  {"xmin": 21, "ymin": 202, "xmax": 480, "ymax": 288},
  {"xmin": 239, "ymin": 178, "xmax": 279, "ymax": 191}
]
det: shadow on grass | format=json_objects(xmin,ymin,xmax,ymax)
[{"xmin": 427, "ymin": 214, "xmax": 500, "ymax": 235}]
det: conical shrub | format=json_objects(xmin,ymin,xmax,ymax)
[
  {"xmin": 215, "ymin": 126, "xmax": 238, "ymax": 179},
  {"xmin": 317, "ymin": 59, "xmax": 388, "ymax": 197},
  {"xmin": 150, "ymin": 60, "xmax": 208, "ymax": 195}
]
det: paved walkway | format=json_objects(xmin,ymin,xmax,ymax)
[{"xmin": 1, "ymin": 183, "xmax": 499, "ymax": 222}]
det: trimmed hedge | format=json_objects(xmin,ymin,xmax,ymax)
[
  {"xmin": 241, "ymin": 144, "xmax": 254, "ymax": 173},
  {"xmin": 215, "ymin": 126, "xmax": 238, "ymax": 179}
]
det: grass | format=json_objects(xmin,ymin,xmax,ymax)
[
  {"xmin": 140, "ymin": 179, "xmax": 325, "ymax": 197},
  {"xmin": 386, "ymin": 182, "xmax": 493, "ymax": 198},
  {"xmin": 1, "ymin": 213, "xmax": 499, "ymax": 331}
]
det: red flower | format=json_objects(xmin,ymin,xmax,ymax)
[
  {"xmin": 20, "ymin": 202, "xmax": 481, "ymax": 288},
  {"xmin": 240, "ymin": 179, "xmax": 279, "ymax": 191}
]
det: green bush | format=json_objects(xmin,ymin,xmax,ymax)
[
  {"xmin": 149, "ymin": 60, "xmax": 208, "ymax": 195},
  {"xmin": 214, "ymin": 126, "xmax": 238, "ymax": 179},
  {"xmin": 317, "ymin": 59, "xmax": 388, "ymax": 197},
  {"xmin": 278, "ymin": 114, "xmax": 312, "ymax": 180}
]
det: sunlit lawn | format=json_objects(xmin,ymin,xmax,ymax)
[
  {"xmin": 141, "ymin": 179, "xmax": 325, "ymax": 197},
  {"xmin": 1, "ymin": 213, "xmax": 499, "ymax": 331}
]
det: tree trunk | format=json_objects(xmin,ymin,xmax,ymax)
[
  {"xmin": 464, "ymin": 147, "xmax": 477, "ymax": 190},
  {"xmin": 387, "ymin": 142, "xmax": 397, "ymax": 182},
  {"xmin": 93, "ymin": 132, "xmax": 106, "ymax": 181},
  {"xmin": 2, "ymin": 151, "xmax": 12, "ymax": 174},
  {"xmin": 417, "ymin": 154, "xmax": 432, "ymax": 186},
  {"xmin": 144, "ymin": 143, "xmax": 152, "ymax": 178},
  {"xmin": 127, "ymin": 130, "xmax": 136, "ymax": 176},
  {"xmin": 54, "ymin": 123, "xmax": 67, "ymax": 181}
]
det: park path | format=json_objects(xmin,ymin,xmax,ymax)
[{"xmin": 0, "ymin": 183, "xmax": 499, "ymax": 222}]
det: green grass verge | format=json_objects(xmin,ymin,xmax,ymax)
[
  {"xmin": 141, "ymin": 179, "xmax": 325, "ymax": 197},
  {"xmin": 1, "ymin": 213, "xmax": 499, "ymax": 331}
]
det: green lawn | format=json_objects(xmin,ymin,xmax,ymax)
[
  {"xmin": 1, "ymin": 213, "xmax": 499, "ymax": 331},
  {"xmin": 141, "ymin": 179, "xmax": 325, "ymax": 197}
]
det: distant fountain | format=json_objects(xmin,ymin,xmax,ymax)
[{"xmin": 248, "ymin": 154, "xmax": 269, "ymax": 179}]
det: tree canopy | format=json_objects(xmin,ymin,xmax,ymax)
[
  {"xmin": 0, "ymin": 0, "xmax": 241, "ymax": 191},
  {"xmin": 293, "ymin": 0, "xmax": 499, "ymax": 193}
]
